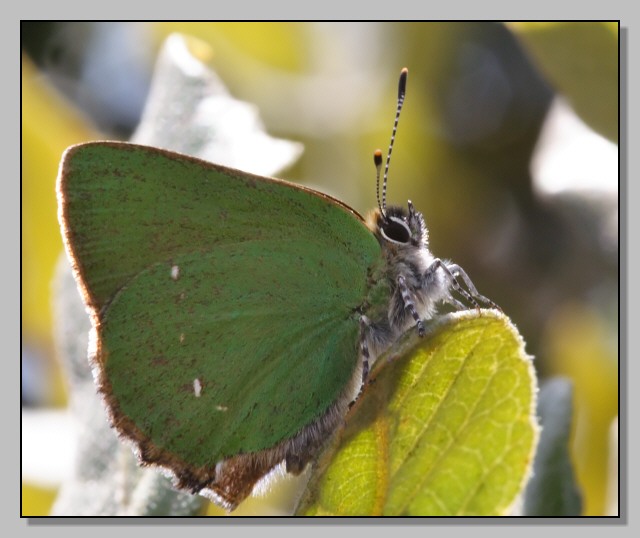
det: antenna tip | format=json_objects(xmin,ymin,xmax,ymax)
[
  {"xmin": 398, "ymin": 68, "xmax": 408, "ymax": 97},
  {"xmin": 373, "ymin": 149, "xmax": 383, "ymax": 166}
]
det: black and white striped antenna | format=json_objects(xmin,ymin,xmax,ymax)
[{"xmin": 376, "ymin": 67, "xmax": 408, "ymax": 218}]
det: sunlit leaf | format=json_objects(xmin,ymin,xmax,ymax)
[{"xmin": 297, "ymin": 311, "xmax": 538, "ymax": 516}]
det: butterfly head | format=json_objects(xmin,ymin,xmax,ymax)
[{"xmin": 368, "ymin": 201, "xmax": 428, "ymax": 250}]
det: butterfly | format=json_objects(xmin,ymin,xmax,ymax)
[{"xmin": 57, "ymin": 68, "xmax": 496, "ymax": 511}]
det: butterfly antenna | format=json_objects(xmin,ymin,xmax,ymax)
[
  {"xmin": 379, "ymin": 67, "xmax": 408, "ymax": 217},
  {"xmin": 374, "ymin": 149, "xmax": 384, "ymax": 215}
]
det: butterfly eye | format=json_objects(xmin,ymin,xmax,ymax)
[{"xmin": 380, "ymin": 216, "xmax": 411, "ymax": 244}]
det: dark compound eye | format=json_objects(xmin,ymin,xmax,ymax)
[{"xmin": 381, "ymin": 217, "xmax": 411, "ymax": 244}]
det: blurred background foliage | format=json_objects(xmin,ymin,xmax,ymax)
[{"xmin": 21, "ymin": 22, "xmax": 618, "ymax": 516}]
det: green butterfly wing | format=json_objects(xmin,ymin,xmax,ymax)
[{"xmin": 57, "ymin": 142, "xmax": 382, "ymax": 470}]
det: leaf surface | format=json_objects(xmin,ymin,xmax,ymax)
[{"xmin": 297, "ymin": 311, "xmax": 538, "ymax": 516}]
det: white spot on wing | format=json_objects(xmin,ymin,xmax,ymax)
[
  {"xmin": 171, "ymin": 265, "xmax": 180, "ymax": 280},
  {"xmin": 193, "ymin": 378, "xmax": 202, "ymax": 397}
]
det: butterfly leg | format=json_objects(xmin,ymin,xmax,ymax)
[
  {"xmin": 446, "ymin": 263, "xmax": 500, "ymax": 310},
  {"xmin": 397, "ymin": 275, "xmax": 425, "ymax": 337},
  {"xmin": 424, "ymin": 259, "xmax": 499, "ymax": 311},
  {"xmin": 359, "ymin": 315, "xmax": 372, "ymax": 383}
]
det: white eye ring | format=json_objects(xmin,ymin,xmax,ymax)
[{"xmin": 380, "ymin": 216, "xmax": 411, "ymax": 245}]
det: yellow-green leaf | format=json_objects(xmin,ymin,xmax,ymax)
[
  {"xmin": 296, "ymin": 311, "xmax": 538, "ymax": 516},
  {"xmin": 507, "ymin": 22, "xmax": 618, "ymax": 143}
]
